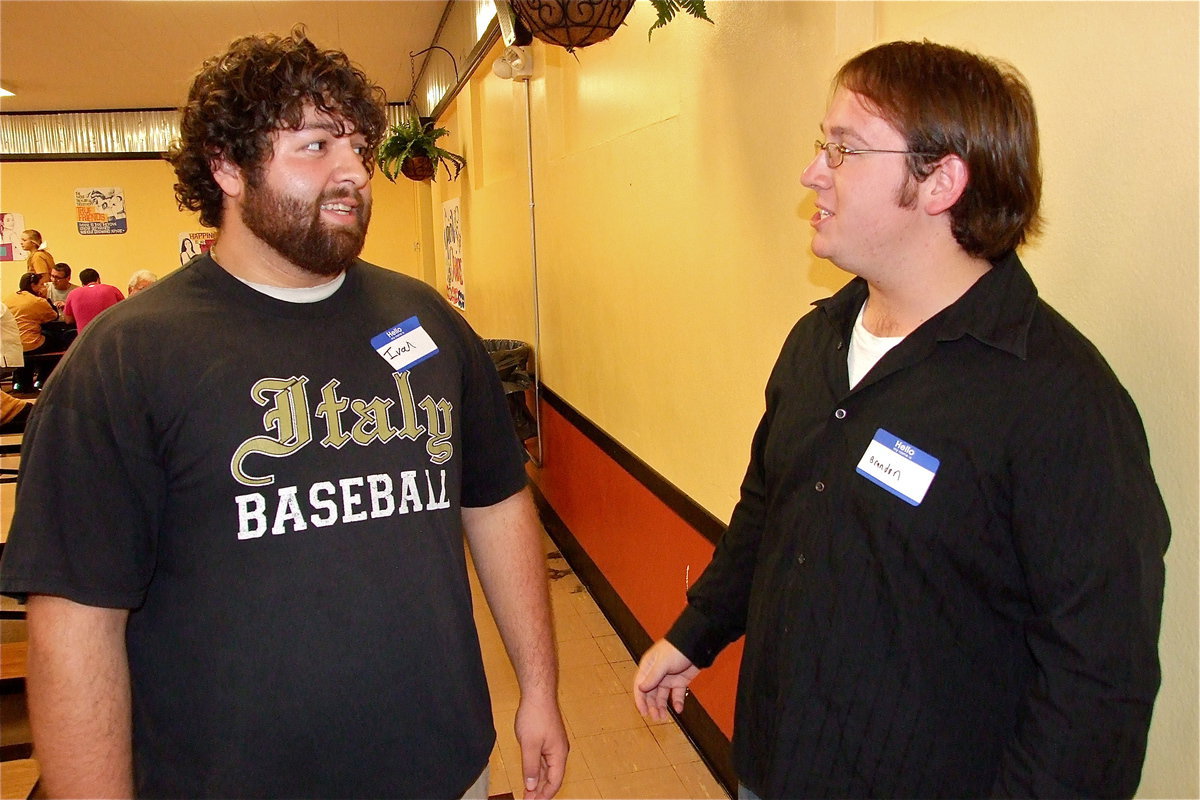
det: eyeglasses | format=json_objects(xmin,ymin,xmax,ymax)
[{"xmin": 814, "ymin": 140, "xmax": 938, "ymax": 169}]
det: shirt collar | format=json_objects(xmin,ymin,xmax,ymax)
[{"xmin": 814, "ymin": 250, "xmax": 1039, "ymax": 360}]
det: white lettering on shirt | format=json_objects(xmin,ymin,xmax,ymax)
[{"xmin": 234, "ymin": 469, "xmax": 452, "ymax": 539}]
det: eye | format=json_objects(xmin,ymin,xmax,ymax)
[{"xmin": 304, "ymin": 140, "xmax": 326, "ymax": 152}]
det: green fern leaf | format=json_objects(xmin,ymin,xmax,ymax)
[{"xmin": 648, "ymin": 0, "xmax": 712, "ymax": 39}]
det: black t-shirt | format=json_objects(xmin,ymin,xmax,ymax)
[{"xmin": 1, "ymin": 255, "xmax": 528, "ymax": 797}]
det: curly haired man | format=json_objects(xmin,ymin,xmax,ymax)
[{"xmin": 2, "ymin": 27, "xmax": 567, "ymax": 799}]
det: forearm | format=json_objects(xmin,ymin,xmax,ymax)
[
  {"xmin": 462, "ymin": 489, "xmax": 557, "ymax": 702},
  {"xmin": 26, "ymin": 594, "xmax": 134, "ymax": 798}
]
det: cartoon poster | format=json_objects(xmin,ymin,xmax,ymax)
[
  {"xmin": 75, "ymin": 187, "xmax": 127, "ymax": 235},
  {"xmin": 179, "ymin": 231, "xmax": 216, "ymax": 266},
  {"xmin": 443, "ymin": 198, "xmax": 464, "ymax": 311},
  {"xmin": 0, "ymin": 210, "xmax": 26, "ymax": 261}
]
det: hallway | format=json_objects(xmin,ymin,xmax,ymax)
[{"xmin": 472, "ymin": 534, "xmax": 727, "ymax": 799}]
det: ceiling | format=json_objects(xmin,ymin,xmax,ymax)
[{"xmin": 0, "ymin": 1, "xmax": 450, "ymax": 113}]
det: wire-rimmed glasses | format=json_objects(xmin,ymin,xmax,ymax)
[{"xmin": 814, "ymin": 140, "xmax": 938, "ymax": 168}]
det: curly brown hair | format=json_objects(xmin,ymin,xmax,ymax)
[{"xmin": 167, "ymin": 25, "xmax": 388, "ymax": 229}]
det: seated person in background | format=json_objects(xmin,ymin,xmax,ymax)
[
  {"xmin": 2, "ymin": 305, "xmax": 35, "ymax": 430},
  {"xmin": 2, "ymin": 303, "xmax": 26, "ymax": 398},
  {"xmin": 127, "ymin": 269, "xmax": 159, "ymax": 296},
  {"xmin": 42, "ymin": 263, "xmax": 81, "ymax": 352},
  {"xmin": 1, "ymin": 303, "xmax": 22, "ymax": 371},
  {"xmin": 21, "ymin": 230, "xmax": 55, "ymax": 278},
  {"xmin": 47, "ymin": 263, "xmax": 80, "ymax": 313},
  {"xmin": 3, "ymin": 273, "xmax": 57, "ymax": 392},
  {"xmin": 63, "ymin": 268, "xmax": 124, "ymax": 333}
]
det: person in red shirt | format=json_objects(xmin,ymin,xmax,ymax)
[{"xmin": 62, "ymin": 268, "xmax": 125, "ymax": 332}]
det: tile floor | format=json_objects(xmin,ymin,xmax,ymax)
[{"xmin": 471, "ymin": 537, "xmax": 729, "ymax": 799}]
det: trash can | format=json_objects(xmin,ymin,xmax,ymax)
[{"xmin": 482, "ymin": 339, "xmax": 537, "ymax": 441}]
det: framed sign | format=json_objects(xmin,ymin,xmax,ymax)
[
  {"xmin": 179, "ymin": 232, "xmax": 215, "ymax": 265},
  {"xmin": 443, "ymin": 198, "xmax": 464, "ymax": 311},
  {"xmin": 76, "ymin": 187, "xmax": 127, "ymax": 235}
]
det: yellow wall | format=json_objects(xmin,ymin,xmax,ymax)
[
  {"xmin": 0, "ymin": 155, "xmax": 422, "ymax": 294},
  {"xmin": 423, "ymin": 2, "xmax": 1198, "ymax": 796},
  {"xmin": 2, "ymin": 2, "xmax": 1195, "ymax": 794},
  {"xmin": 871, "ymin": 7, "xmax": 1198, "ymax": 798}
]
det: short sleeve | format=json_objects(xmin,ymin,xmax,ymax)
[
  {"xmin": 444, "ymin": 310, "xmax": 528, "ymax": 508},
  {"xmin": 0, "ymin": 332, "xmax": 165, "ymax": 607}
]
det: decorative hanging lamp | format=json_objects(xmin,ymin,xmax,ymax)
[{"xmin": 509, "ymin": 0, "xmax": 635, "ymax": 52}]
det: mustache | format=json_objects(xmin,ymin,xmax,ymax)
[{"xmin": 318, "ymin": 188, "xmax": 367, "ymax": 206}]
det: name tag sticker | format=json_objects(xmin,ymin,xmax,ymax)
[
  {"xmin": 856, "ymin": 428, "xmax": 940, "ymax": 507},
  {"xmin": 371, "ymin": 316, "xmax": 439, "ymax": 372}
]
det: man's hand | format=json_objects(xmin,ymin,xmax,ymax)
[
  {"xmin": 633, "ymin": 639, "xmax": 700, "ymax": 722},
  {"xmin": 514, "ymin": 694, "xmax": 569, "ymax": 799},
  {"xmin": 462, "ymin": 489, "xmax": 567, "ymax": 797}
]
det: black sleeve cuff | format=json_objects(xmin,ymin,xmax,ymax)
[{"xmin": 665, "ymin": 603, "xmax": 736, "ymax": 669}]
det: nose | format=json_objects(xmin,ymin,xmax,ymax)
[
  {"xmin": 333, "ymin": 139, "xmax": 371, "ymax": 189},
  {"xmin": 801, "ymin": 149, "xmax": 830, "ymax": 191}
]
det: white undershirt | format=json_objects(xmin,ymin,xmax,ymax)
[
  {"xmin": 847, "ymin": 300, "xmax": 905, "ymax": 389},
  {"xmin": 237, "ymin": 271, "xmax": 345, "ymax": 303}
]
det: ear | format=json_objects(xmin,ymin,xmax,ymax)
[
  {"xmin": 922, "ymin": 153, "xmax": 970, "ymax": 216},
  {"xmin": 210, "ymin": 156, "xmax": 246, "ymax": 199}
]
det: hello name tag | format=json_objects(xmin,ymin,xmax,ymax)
[
  {"xmin": 371, "ymin": 316, "xmax": 439, "ymax": 372},
  {"xmin": 856, "ymin": 429, "xmax": 940, "ymax": 507}
]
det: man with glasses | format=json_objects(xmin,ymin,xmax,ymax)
[
  {"xmin": 636, "ymin": 40, "xmax": 1168, "ymax": 798},
  {"xmin": 45, "ymin": 262, "xmax": 79, "ymax": 314}
]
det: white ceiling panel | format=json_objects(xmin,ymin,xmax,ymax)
[{"xmin": 0, "ymin": 1, "xmax": 449, "ymax": 112}]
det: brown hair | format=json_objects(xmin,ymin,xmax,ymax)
[
  {"xmin": 835, "ymin": 40, "xmax": 1043, "ymax": 259},
  {"xmin": 167, "ymin": 25, "xmax": 388, "ymax": 229},
  {"xmin": 18, "ymin": 272, "xmax": 43, "ymax": 293}
]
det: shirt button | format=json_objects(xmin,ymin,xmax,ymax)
[
  {"xmin": 797, "ymin": 554, "xmax": 806, "ymax": 565},
  {"xmin": 834, "ymin": 408, "xmax": 847, "ymax": 419},
  {"xmin": 814, "ymin": 481, "xmax": 825, "ymax": 492}
]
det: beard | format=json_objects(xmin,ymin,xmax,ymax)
[{"xmin": 240, "ymin": 176, "xmax": 372, "ymax": 278}]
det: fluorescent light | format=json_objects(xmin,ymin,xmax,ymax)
[{"xmin": 476, "ymin": 0, "xmax": 496, "ymax": 39}]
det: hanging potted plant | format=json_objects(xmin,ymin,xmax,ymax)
[
  {"xmin": 377, "ymin": 117, "xmax": 467, "ymax": 182},
  {"xmin": 508, "ymin": 0, "xmax": 711, "ymax": 52}
]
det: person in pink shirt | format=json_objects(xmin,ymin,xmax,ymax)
[{"xmin": 62, "ymin": 268, "xmax": 125, "ymax": 332}]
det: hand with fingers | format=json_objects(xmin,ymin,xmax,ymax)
[
  {"xmin": 514, "ymin": 694, "xmax": 569, "ymax": 799},
  {"xmin": 633, "ymin": 639, "xmax": 701, "ymax": 722}
]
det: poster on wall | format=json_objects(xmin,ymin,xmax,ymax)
[
  {"xmin": 0, "ymin": 211, "xmax": 26, "ymax": 261},
  {"xmin": 443, "ymin": 198, "xmax": 464, "ymax": 311},
  {"xmin": 75, "ymin": 187, "xmax": 127, "ymax": 235},
  {"xmin": 179, "ymin": 232, "xmax": 216, "ymax": 266}
]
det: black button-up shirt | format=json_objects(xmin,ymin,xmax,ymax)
[{"xmin": 667, "ymin": 252, "xmax": 1169, "ymax": 798}]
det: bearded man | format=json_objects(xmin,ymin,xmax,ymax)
[{"xmin": 0, "ymin": 27, "xmax": 567, "ymax": 799}]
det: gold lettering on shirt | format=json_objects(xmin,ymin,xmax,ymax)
[
  {"xmin": 230, "ymin": 377, "xmax": 312, "ymax": 487},
  {"xmin": 230, "ymin": 372, "xmax": 456, "ymax": 487}
]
